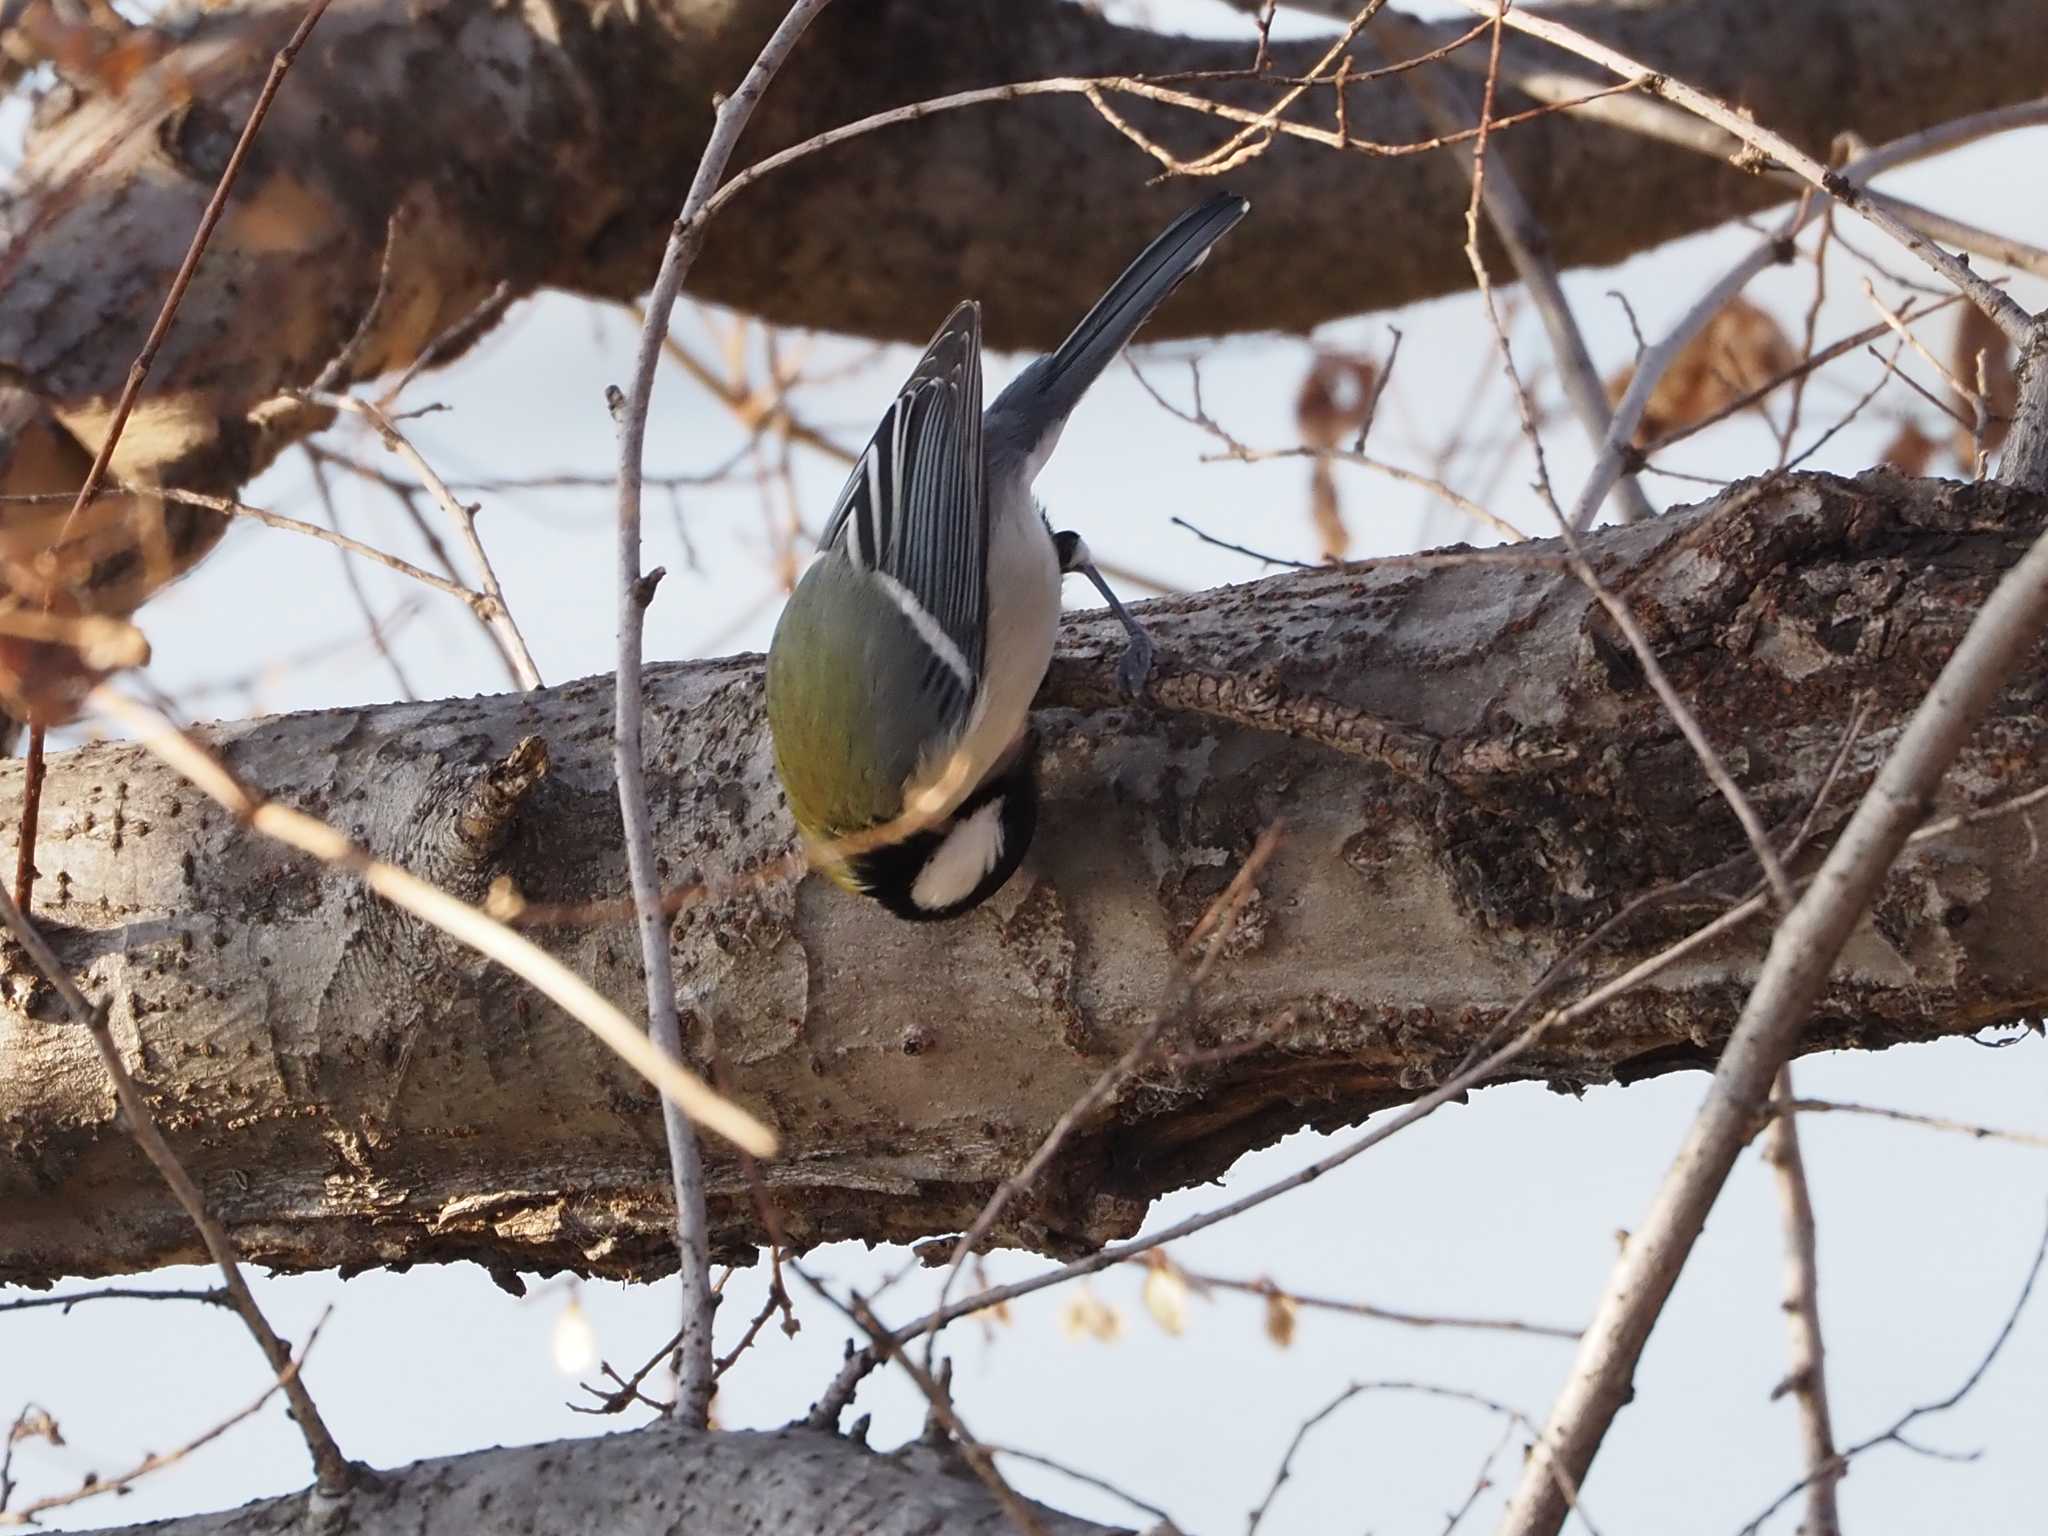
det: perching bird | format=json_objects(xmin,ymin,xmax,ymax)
[{"xmin": 765, "ymin": 193, "xmax": 1250, "ymax": 921}]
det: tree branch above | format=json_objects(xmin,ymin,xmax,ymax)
[
  {"xmin": 5, "ymin": 469, "xmax": 2047, "ymax": 1290},
  {"xmin": 2, "ymin": 0, "xmax": 2043, "ymax": 511}
]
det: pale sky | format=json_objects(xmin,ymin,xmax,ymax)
[{"xmin": 4, "ymin": 1, "xmax": 2045, "ymax": 1530}]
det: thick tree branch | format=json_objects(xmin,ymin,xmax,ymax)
[
  {"xmin": 5, "ymin": 471, "xmax": 2048, "ymax": 1288},
  {"xmin": 75, "ymin": 1425, "xmax": 1126, "ymax": 1536},
  {"xmin": 1, "ymin": 0, "xmax": 2043, "ymax": 532}
]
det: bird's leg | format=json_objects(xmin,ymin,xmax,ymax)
[{"xmin": 1054, "ymin": 530, "xmax": 1154, "ymax": 698}]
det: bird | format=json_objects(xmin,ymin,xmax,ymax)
[{"xmin": 765, "ymin": 192, "xmax": 1250, "ymax": 921}]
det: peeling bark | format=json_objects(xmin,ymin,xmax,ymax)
[
  {"xmin": 4, "ymin": 471, "xmax": 2047, "ymax": 1288},
  {"xmin": 81, "ymin": 1424, "xmax": 1126, "ymax": 1536}
]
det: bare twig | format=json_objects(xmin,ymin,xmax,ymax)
[
  {"xmin": 1375, "ymin": 10, "xmax": 1652, "ymax": 522},
  {"xmin": 90, "ymin": 686, "xmax": 776, "ymax": 1158},
  {"xmin": 1130, "ymin": 357, "xmax": 1530, "ymax": 544},
  {"xmin": 11, "ymin": 723, "xmax": 43, "ymax": 912},
  {"xmin": 0, "ymin": 1313, "xmax": 329, "ymax": 1526},
  {"xmin": 303, "ymin": 447, "xmax": 418, "ymax": 702},
  {"xmin": 923, "ymin": 827, "xmax": 1283, "ymax": 1360},
  {"xmin": 1248, "ymin": 1381, "xmax": 1594, "ymax": 1536},
  {"xmin": 0, "ymin": 1285, "xmax": 231, "ymax": 1315},
  {"xmin": 983, "ymin": 1443, "xmax": 1179, "ymax": 1529},
  {"xmin": 1500, "ymin": 489, "xmax": 2048, "ymax": 1536},
  {"xmin": 1456, "ymin": 2, "xmax": 2034, "ymax": 348},
  {"xmin": 1736, "ymin": 1206, "xmax": 2048, "ymax": 1536},
  {"xmin": 1762, "ymin": 1072, "xmax": 1841, "ymax": 1535},
  {"xmin": 1777, "ymin": 1097, "xmax": 2048, "ymax": 1151},
  {"xmin": 317, "ymin": 393, "xmax": 543, "ymax": 691},
  {"xmin": 611, "ymin": 0, "xmax": 833, "ymax": 1430},
  {"xmin": 792, "ymin": 1265, "xmax": 1049, "ymax": 1536},
  {"xmin": 1575, "ymin": 96, "xmax": 2045, "ymax": 527},
  {"xmin": 836, "ymin": 872, "xmax": 1780, "ymax": 1388},
  {"xmin": 52, "ymin": 0, "xmax": 333, "ymax": 554},
  {"xmin": 1177, "ymin": 1270, "xmax": 1580, "ymax": 1340},
  {"xmin": 0, "ymin": 887, "xmax": 351, "ymax": 1494}
]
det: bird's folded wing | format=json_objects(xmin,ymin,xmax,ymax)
[{"xmin": 818, "ymin": 300, "xmax": 987, "ymax": 728}]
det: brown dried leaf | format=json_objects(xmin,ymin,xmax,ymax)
[
  {"xmin": 9, "ymin": 1405, "xmax": 63, "ymax": 1447},
  {"xmin": 1309, "ymin": 460, "xmax": 1345, "ymax": 563},
  {"xmin": 1609, "ymin": 297, "xmax": 1800, "ymax": 445},
  {"xmin": 1142, "ymin": 1257, "xmax": 1190, "ymax": 1337},
  {"xmin": 1296, "ymin": 353, "xmax": 1379, "ymax": 451},
  {"xmin": 1263, "ymin": 1289, "xmax": 1298, "ymax": 1349},
  {"xmin": 1058, "ymin": 1287, "xmax": 1123, "ymax": 1343},
  {"xmin": 1879, "ymin": 421, "xmax": 1938, "ymax": 478}
]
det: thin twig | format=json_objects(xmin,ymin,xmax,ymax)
[
  {"xmin": 839, "ymin": 873, "xmax": 1780, "ymax": 1383},
  {"xmin": 792, "ymin": 1265, "xmax": 1049, "ymax": 1536},
  {"xmin": 51, "ymin": 0, "xmax": 334, "ymax": 558},
  {"xmin": 1457, "ymin": 1, "xmax": 2035, "ymax": 348},
  {"xmin": 11, "ymin": 723, "xmax": 44, "ymax": 912},
  {"xmin": 0, "ymin": 1285, "xmax": 231, "ymax": 1315},
  {"xmin": 1376, "ymin": 10, "xmax": 1651, "ymax": 522},
  {"xmin": 1247, "ymin": 1381, "xmax": 1594, "ymax": 1536},
  {"xmin": 1777, "ymin": 1097, "xmax": 2048, "ymax": 1151},
  {"xmin": 1177, "ymin": 1269, "xmax": 1580, "ymax": 1340},
  {"xmin": 923, "ymin": 827, "xmax": 1284, "ymax": 1361},
  {"xmin": 1500, "ymin": 487, "xmax": 2048, "ymax": 1536},
  {"xmin": 610, "ymin": 0, "xmax": 833, "ymax": 1429},
  {"xmin": 303, "ymin": 447, "xmax": 418, "ymax": 702},
  {"xmin": 1736, "ymin": 1205, "xmax": 2048, "ymax": 1536},
  {"xmin": 317, "ymin": 393, "xmax": 543, "ymax": 691},
  {"xmin": 1762, "ymin": 1071, "xmax": 1841, "ymax": 1536},
  {"xmin": 0, "ymin": 887, "xmax": 352, "ymax": 1493},
  {"xmin": 0, "ymin": 1313, "xmax": 328, "ymax": 1525}
]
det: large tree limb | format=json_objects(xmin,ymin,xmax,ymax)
[
  {"xmin": 1, "ymin": 0, "xmax": 2042, "ymax": 513},
  {"xmin": 5, "ymin": 470, "xmax": 2048, "ymax": 1289},
  {"xmin": 77, "ymin": 1424, "xmax": 1126, "ymax": 1536}
]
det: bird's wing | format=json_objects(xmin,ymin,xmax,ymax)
[{"xmin": 818, "ymin": 301, "xmax": 987, "ymax": 728}]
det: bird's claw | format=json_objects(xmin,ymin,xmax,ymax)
[{"xmin": 1115, "ymin": 634, "xmax": 1156, "ymax": 699}]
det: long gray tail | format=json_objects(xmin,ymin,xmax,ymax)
[{"xmin": 989, "ymin": 192, "xmax": 1249, "ymax": 438}]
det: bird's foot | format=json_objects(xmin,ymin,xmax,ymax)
[{"xmin": 1115, "ymin": 631, "xmax": 1156, "ymax": 699}]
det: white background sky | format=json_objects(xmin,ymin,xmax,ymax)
[{"xmin": 4, "ymin": 1, "xmax": 2045, "ymax": 1531}]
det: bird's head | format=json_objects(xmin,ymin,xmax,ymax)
[{"xmin": 839, "ymin": 745, "xmax": 1039, "ymax": 921}]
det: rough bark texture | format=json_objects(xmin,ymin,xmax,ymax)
[
  {"xmin": 78, "ymin": 1425, "xmax": 1125, "ymax": 1536},
  {"xmin": 1, "ymin": 0, "xmax": 2042, "ymax": 575},
  {"xmin": 5, "ymin": 470, "xmax": 2048, "ymax": 1289}
]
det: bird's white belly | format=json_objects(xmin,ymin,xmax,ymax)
[{"xmin": 907, "ymin": 492, "xmax": 1059, "ymax": 820}]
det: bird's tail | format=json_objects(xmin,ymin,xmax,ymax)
[{"xmin": 1009, "ymin": 192, "xmax": 1250, "ymax": 428}]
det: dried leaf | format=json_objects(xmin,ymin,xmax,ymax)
[
  {"xmin": 9, "ymin": 1406, "xmax": 62, "ymax": 1447},
  {"xmin": 484, "ymin": 875, "xmax": 526, "ymax": 921},
  {"xmin": 1057, "ymin": 1287, "xmax": 1123, "ymax": 1343},
  {"xmin": 551, "ymin": 1295, "xmax": 598, "ymax": 1375},
  {"xmin": 1295, "ymin": 353, "xmax": 1378, "ymax": 562},
  {"xmin": 1609, "ymin": 297, "xmax": 1800, "ymax": 445},
  {"xmin": 1296, "ymin": 353, "xmax": 1379, "ymax": 451},
  {"xmin": 1309, "ymin": 460, "xmax": 1345, "ymax": 563},
  {"xmin": 1879, "ymin": 421, "xmax": 1938, "ymax": 478},
  {"xmin": 1142, "ymin": 1257, "xmax": 1190, "ymax": 1337},
  {"xmin": 1263, "ymin": 1289, "xmax": 1298, "ymax": 1349}
]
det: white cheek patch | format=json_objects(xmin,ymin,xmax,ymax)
[{"xmin": 911, "ymin": 798, "xmax": 1008, "ymax": 913}]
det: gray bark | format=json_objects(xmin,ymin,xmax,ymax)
[
  {"xmin": 75, "ymin": 1424, "xmax": 1127, "ymax": 1536},
  {"xmin": 6, "ymin": 469, "xmax": 2047, "ymax": 1289}
]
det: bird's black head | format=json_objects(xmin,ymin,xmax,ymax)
[{"xmin": 848, "ymin": 749, "xmax": 1039, "ymax": 922}]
